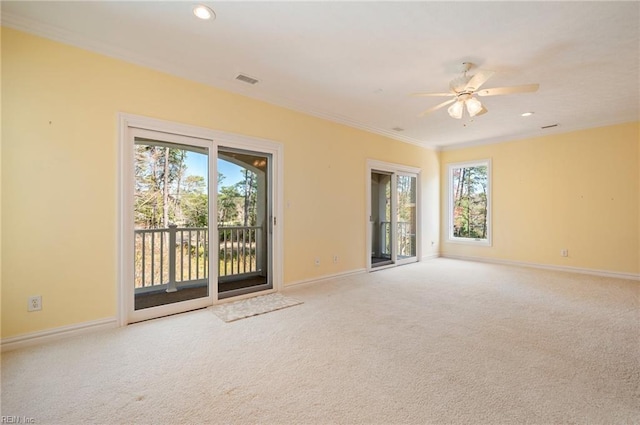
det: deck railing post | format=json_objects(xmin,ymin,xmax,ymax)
[{"xmin": 166, "ymin": 224, "xmax": 178, "ymax": 293}]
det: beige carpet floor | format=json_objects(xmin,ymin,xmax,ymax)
[{"xmin": 1, "ymin": 258, "xmax": 638, "ymax": 424}]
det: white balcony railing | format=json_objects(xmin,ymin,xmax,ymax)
[
  {"xmin": 379, "ymin": 221, "xmax": 415, "ymax": 258},
  {"xmin": 134, "ymin": 225, "xmax": 260, "ymax": 293}
]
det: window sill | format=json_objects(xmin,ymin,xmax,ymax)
[{"xmin": 447, "ymin": 237, "xmax": 492, "ymax": 247}]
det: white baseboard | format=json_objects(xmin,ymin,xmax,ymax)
[
  {"xmin": 440, "ymin": 254, "xmax": 640, "ymax": 281},
  {"xmin": 1, "ymin": 317, "xmax": 118, "ymax": 352},
  {"xmin": 4, "ymin": 255, "xmax": 634, "ymax": 352},
  {"xmin": 421, "ymin": 254, "xmax": 440, "ymax": 261},
  {"xmin": 285, "ymin": 268, "xmax": 367, "ymax": 288}
]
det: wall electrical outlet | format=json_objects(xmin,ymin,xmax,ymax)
[
  {"xmin": 560, "ymin": 249, "xmax": 568, "ymax": 257},
  {"xmin": 28, "ymin": 295, "xmax": 42, "ymax": 312}
]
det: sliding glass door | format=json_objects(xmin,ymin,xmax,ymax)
[
  {"xmin": 371, "ymin": 171, "xmax": 394, "ymax": 267},
  {"xmin": 128, "ymin": 129, "xmax": 214, "ymax": 323},
  {"xmin": 396, "ymin": 174, "xmax": 417, "ymax": 265},
  {"xmin": 217, "ymin": 147, "xmax": 272, "ymax": 299},
  {"xmin": 121, "ymin": 116, "xmax": 282, "ymax": 325},
  {"xmin": 369, "ymin": 162, "xmax": 419, "ymax": 270}
]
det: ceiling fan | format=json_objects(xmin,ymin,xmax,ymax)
[{"xmin": 413, "ymin": 62, "xmax": 539, "ymax": 119}]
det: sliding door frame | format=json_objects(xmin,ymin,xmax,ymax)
[
  {"xmin": 118, "ymin": 113, "xmax": 284, "ymax": 326},
  {"xmin": 366, "ymin": 159, "xmax": 421, "ymax": 272},
  {"xmin": 124, "ymin": 127, "xmax": 215, "ymax": 324}
]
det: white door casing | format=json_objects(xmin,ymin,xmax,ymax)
[
  {"xmin": 366, "ymin": 159, "xmax": 421, "ymax": 271},
  {"xmin": 118, "ymin": 113, "xmax": 283, "ymax": 325}
]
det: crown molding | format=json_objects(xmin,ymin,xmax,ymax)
[
  {"xmin": 437, "ymin": 117, "xmax": 638, "ymax": 152},
  {"xmin": 6, "ymin": 12, "xmax": 630, "ymax": 154},
  {"xmin": 1, "ymin": 12, "xmax": 436, "ymax": 151}
]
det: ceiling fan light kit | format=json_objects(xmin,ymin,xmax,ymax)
[
  {"xmin": 447, "ymin": 101, "xmax": 464, "ymax": 119},
  {"xmin": 444, "ymin": 93, "xmax": 483, "ymax": 119},
  {"xmin": 413, "ymin": 63, "xmax": 540, "ymax": 120},
  {"xmin": 465, "ymin": 97, "xmax": 483, "ymax": 117}
]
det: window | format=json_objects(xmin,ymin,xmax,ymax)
[{"xmin": 448, "ymin": 160, "xmax": 491, "ymax": 245}]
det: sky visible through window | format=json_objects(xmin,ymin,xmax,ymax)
[{"xmin": 185, "ymin": 152, "xmax": 244, "ymax": 186}]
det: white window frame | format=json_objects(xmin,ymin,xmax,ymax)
[{"xmin": 447, "ymin": 159, "xmax": 492, "ymax": 246}]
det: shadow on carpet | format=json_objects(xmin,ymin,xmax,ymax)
[{"xmin": 212, "ymin": 293, "xmax": 303, "ymax": 322}]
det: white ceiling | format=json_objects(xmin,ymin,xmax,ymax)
[{"xmin": 2, "ymin": 1, "xmax": 639, "ymax": 150}]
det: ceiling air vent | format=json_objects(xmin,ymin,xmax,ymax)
[
  {"xmin": 541, "ymin": 124, "xmax": 559, "ymax": 129},
  {"xmin": 235, "ymin": 74, "xmax": 259, "ymax": 85}
]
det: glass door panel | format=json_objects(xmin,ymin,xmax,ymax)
[
  {"xmin": 217, "ymin": 147, "xmax": 272, "ymax": 298},
  {"xmin": 133, "ymin": 137, "xmax": 210, "ymax": 311},
  {"xmin": 371, "ymin": 171, "xmax": 394, "ymax": 268},
  {"xmin": 396, "ymin": 175, "xmax": 417, "ymax": 263}
]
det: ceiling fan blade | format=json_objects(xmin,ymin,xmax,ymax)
[
  {"xmin": 477, "ymin": 83, "xmax": 540, "ymax": 96},
  {"xmin": 419, "ymin": 98, "xmax": 456, "ymax": 116},
  {"xmin": 411, "ymin": 92, "xmax": 454, "ymax": 97},
  {"xmin": 476, "ymin": 105, "xmax": 488, "ymax": 116},
  {"xmin": 465, "ymin": 69, "xmax": 495, "ymax": 92}
]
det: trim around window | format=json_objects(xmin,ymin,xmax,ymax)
[{"xmin": 447, "ymin": 159, "xmax": 492, "ymax": 246}]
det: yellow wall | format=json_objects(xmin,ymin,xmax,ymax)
[
  {"xmin": 440, "ymin": 122, "xmax": 640, "ymax": 275},
  {"xmin": 1, "ymin": 28, "xmax": 440, "ymax": 338},
  {"xmin": 4, "ymin": 27, "xmax": 636, "ymax": 341},
  {"xmin": 0, "ymin": 27, "xmax": 3, "ymax": 331}
]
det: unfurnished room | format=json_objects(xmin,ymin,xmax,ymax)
[{"xmin": 1, "ymin": 1, "xmax": 638, "ymax": 424}]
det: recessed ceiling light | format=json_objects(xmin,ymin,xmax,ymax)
[
  {"xmin": 521, "ymin": 112, "xmax": 534, "ymax": 117},
  {"xmin": 193, "ymin": 5, "xmax": 215, "ymax": 20}
]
